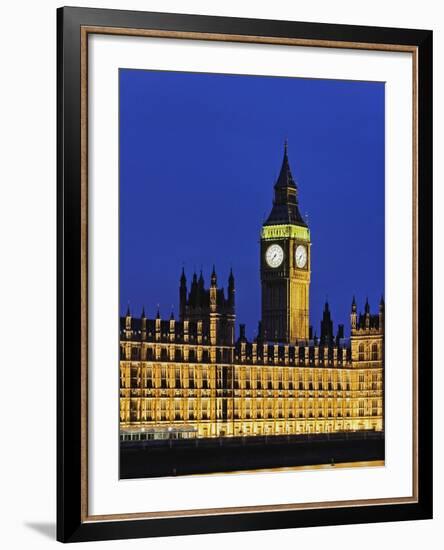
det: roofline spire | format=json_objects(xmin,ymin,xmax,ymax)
[{"xmin": 265, "ymin": 142, "xmax": 307, "ymax": 227}]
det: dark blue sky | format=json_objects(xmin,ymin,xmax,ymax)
[{"xmin": 120, "ymin": 69, "xmax": 384, "ymax": 339}]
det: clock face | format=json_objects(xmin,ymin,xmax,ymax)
[
  {"xmin": 265, "ymin": 244, "xmax": 284, "ymax": 268},
  {"xmin": 295, "ymin": 244, "xmax": 307, "ymax": 268}
]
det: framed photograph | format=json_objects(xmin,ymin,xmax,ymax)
[{"xmin": 57, "ymin": 6, "xmax": 433, "ymax": 542}]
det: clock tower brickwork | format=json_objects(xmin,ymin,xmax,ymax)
[{"xmin": 260, "ymin": 142, "xmax": 311, "ymax": 343}]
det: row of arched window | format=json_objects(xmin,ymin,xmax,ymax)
[{"xmin": 358, "ymin": 343, "xmax": 379, "ymax": 361}]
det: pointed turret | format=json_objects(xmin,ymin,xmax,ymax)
[
  {"xmin": 379, "ymin": 295, "xmax": 385, "ymax": 328},
  {"xmin": 228, "ymin": 268, "xmax": 235, "ymax": 309},
  {"xmin": 179, "ymin": 268, "xmax": 187, "ymax": 320},
  {"xmin": 320, "ymin": 300, "xmax": 334, "ymax": 346},
  {"xmin": 336, "ymin": 324, "xmax": 344, "ymax": 345},
  {"xmin": 196, "ymin": 269, "xmax": 205, "ymax": 308},
  {"xmin": 351, "ymin": 296, "xmax": 357, "ymax": 330},
  {"xmin": 256, "ymin": 320, "xmax": 263, "ymax": 342},
  {"xmin": 198, "ymin": 269, "xmax": 204, "ymax": 289},
  {"xmin": 264, "ymin": 140, "xmax": 307, "ymax": 227},
  {"xmin": 365, "ymin": 297, "xmax": 370, "ymax": 314},
  {"xmin": 238, "ymin": 323, "xmax": 247, "ymax": 343},
  {"xmin": 189, "ymin": 272, "xmax": 198, "ymax": 306},
  {"xmin": 211, "ymin": 265, "xmax": 217, "ymax": 287},
  {"xmin": 364, "ymin": 298, "xmax": 370, "ymax": 329},
  {"xmin": 141, "ymin": 305, "xmax": 147, "ymax": 340},
  {"xmin": 125, "ymin": 302, "xmax": 132, "ymax": 331}
]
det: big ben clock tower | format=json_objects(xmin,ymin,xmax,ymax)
[{"xmin": 260, "ymin": 142, "xmax": 311, "ymax": 343}]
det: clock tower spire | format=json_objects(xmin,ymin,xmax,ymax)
[{"xmin": 260, "ymin": 142, "xmax": 311, "ymax": 343}]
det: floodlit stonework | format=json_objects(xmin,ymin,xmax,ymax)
[{"xmin": 120, "ymin": 144, "xmax": 384, "ymax": 441}]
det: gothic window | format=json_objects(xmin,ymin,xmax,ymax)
[
  {"xmin": 308, "ymin": 402, "xmax": 313, "ymax": 418},
  {"xmin": 256, "ymin": 400, "xmax": 262, "ymax": 419},
  {"xmin": 160, "ymin": 366, "xmax": 167, "ymax": 389},
  {"xmin": 188, "ymin": 401, "xmax": 195, "ymax": 420},
  {"xmin": 299, "ymin": 400, "xmax": 304, "ymax": 418},
  {"xmin": 130, "ymin": 399, "xmax": 138, "ymax": 422},
  {"xmin": 130, "ymin": 367, "xmax": 138, "ymax": 388},
  {"xmin": 372, "ymin": 343, "xmax": 379, "ymax": 361},
  {"xmin": 188, "ymin": 368, "xmax": 195, "ymax": 389},
  {"xmin": 146, "ymin": 367, "xmax": 153, "ymax": 389},
  {"xmin": 175, "ymin": 367, "xmax": 181, "ymax": 389},
  {"xmin": 358, "ymin": 343, "xmax": 365, "ymax": 361},
  {"xmin": 202, "ymin": 368, "xmax": 208, "ymax": 389},
  {"xmin": 174, "ymin": 399, "xmax": 181, "ymax": 420},
  {"xmin": 234, "ymin": 370, "xmax": 239, "ymax": 390},
  {"xmin": 160, "ymin": 400, "xmax": 167, "ymax": 421}
]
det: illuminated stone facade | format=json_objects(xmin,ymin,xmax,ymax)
[
  {"xmin": 260, "ymin": 142, "xmax": 311, "ymax": 343},
  {"xmin": 120, "ymin": 144, "xmax": 384, "ymax": 440}
]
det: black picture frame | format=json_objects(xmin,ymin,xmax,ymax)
[{"xmin": 57, "ymin": 6, "xmax": 433, "ymax": 543}]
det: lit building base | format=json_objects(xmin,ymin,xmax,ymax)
[{"xmin": 120, "ymin": 417, "xmax": 383, "ymax": 441}]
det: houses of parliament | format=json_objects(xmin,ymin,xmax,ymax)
[{"xmin": 120, "ymin": 143, "xmax": 384, "ymax": 441}]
